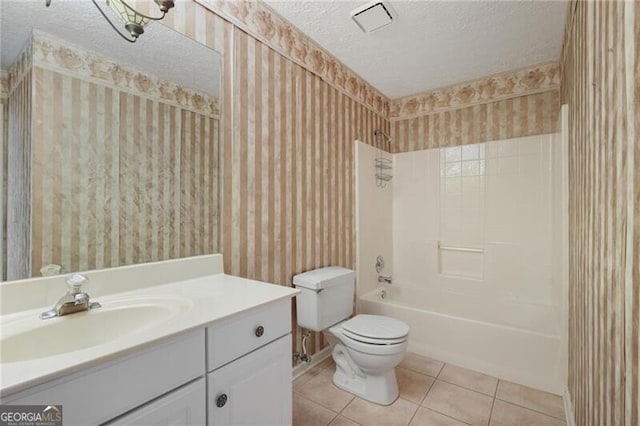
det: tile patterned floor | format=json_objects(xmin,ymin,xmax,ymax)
[{"xmin": 293, "ymin": 353, "xmax": 566, "ymax": 426}]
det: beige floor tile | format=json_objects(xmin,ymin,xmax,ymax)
[
  {"xmin": 317, "ymin": 356, "xmax": 336, "ymax": 371},
  {"xmin": 298, "ymin": 369, "xmax": 355, "ymax": 412},
  {"xmin": 400, "ymin": 353, "xmax": 445, "ymax": 377},
  {"xmin": 294, "ymin": 364, "xmax": 328, "ymax": 393},
  {"xmin": 329, "ymin": 415, "xmax": 361, "ymax": 426},
  {"xmin": 490, "ymin": 400, "xmax": 566, "ymax": 426},
  {"xmin": 496, "ymin": 381, "xmax": 565, "ymax": 420},
  {"xmin": 409, "ymin": 407, "xmax": 469, "ymax": 426},
  {"xmin": 397, "ymin": 367, "xmax": 435, "ymax": 404},
  {"xmin": 342, "ymin": 397, "xmax": 418, "ymax": 426},
  {"xmin": 422, "ymin": 380, "xmax": 493, "ymax": 426},
  {"xmin": 293, "ymin": 394, "xmax": 338, "ymax": 426},
  {"xmin": 438, "ymin": 364, "xmax": 498, "ymax": 396}
]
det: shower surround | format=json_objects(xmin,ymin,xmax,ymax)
[{"xmin": 355, "ymin": 133, "xmax": 567, "ymax": 394}]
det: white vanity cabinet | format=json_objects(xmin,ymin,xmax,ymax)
[
  {"xmin": 207, "ymin": 298, "xmax": 293, "ymax": 425},
  {"xmin": 1, "ymin": 298, "xmax": 294, "ymax": 426},
  {"xmin": 108, "ymin": 378, "xmax": 207, "ymax": 426},
  {"xmin": 208, "ymin": 336, "xmax": 292, "ymax": 425},
  {"xmin": 2, "ymin": 330, "xmax": 206, "ymax": 425}
]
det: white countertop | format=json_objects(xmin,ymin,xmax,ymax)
[{"xmin": 0, "ymin": 256, "xmax": 299, "ymax": 397}]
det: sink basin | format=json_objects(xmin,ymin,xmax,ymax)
[{"xmin": 1, "ymin": 297, "xmax": 191, "ymax": 363}]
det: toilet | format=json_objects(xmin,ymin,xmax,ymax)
[{"xmin": 293, "ymin": 266, "xmax": 409, "ymax": 405}]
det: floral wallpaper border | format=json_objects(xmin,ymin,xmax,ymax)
[
  {"xmin": 195, "ymin": 0, "xmax": 389, "ymax": 117},
  {"xmin": 31, "ymin": 31, "xmax": 220, "ymax": 117},
  {"xmin": 389, "ymin": 61, "xmax": 561, "ymax": 120}
]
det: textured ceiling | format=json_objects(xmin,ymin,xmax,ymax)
[
  {"xmin": 0, "ymin": 0, "xmax": 221, "ymax": 97},
  {"xmin": 265, "ymin": 0, "xmax": 568, "ymax": 99}
]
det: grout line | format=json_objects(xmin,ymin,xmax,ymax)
[
  {"xmin": 487, "ymin": 396, "xmax": 497, "ymax": 426},
  {"xmin": 311, "ymin": 397, "xmax": 353, "ymax": 415},
  {"xmin": 404, "ymin": 399, "xmax": 421, "ymax": 426},
  {"xmin": 296, "ymin": 375, "xmax": 354, "ymax": 416},
  {"xmin": 338, "ymin": 397, "xmax": 360, "ymax": 424},
  {"xmin": 339, "ymin": 414, "xmax": 363, "ymax": 426},
  {"xmin": 397, "ymin": 365, "xmax": 439, "ymax": 381},
  {"xmin": 419, "ymin": 377, "xmax": 437, "ymax": 405},
  {"xmin": 420, "ymin": 406, "xmax": 474, "ymax": 426},
  {"xmin": 324, "ymin": 411, "xmax": 338, "ymax": 426},
  {"xmin": 398, "ymin": 365, "xmax": 441, "ymax": 379},
  {"xmin": 435, "ymin": 362, "xmax": 446, "ymax": 377},
  {"xmin": 295, "ymin": 393, "xmax": 341, "ymax": 423},
  {"xmin": 337, "ymin": 396, "xmax": 356, "ymax": 415},
  {"xmin": 435, "ymin": 376, "xmax": 498, "ymax": 398},
  {"xmin": 494, "ymin": 397, "xmax": 566, "ymax": 421},
  {"xmin": 491, "ymin": 379, "xmax": 499, "ymax": 396}
]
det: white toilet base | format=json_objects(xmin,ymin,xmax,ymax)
[
  {"xmin": 331, "ymin": 344, "xmax": 400, "ymax": 405},
  {"xmin": 333, "ymin": 368, "xmax": 399, "ymax": 406}
]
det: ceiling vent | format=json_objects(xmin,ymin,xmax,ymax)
[{"xmin": 351, "ymin": 1, "xmax": 394, "ymax": 33}]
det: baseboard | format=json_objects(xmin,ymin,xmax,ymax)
[
  {"xmin": 292, "ymin": 345, "xmax": 333, "ymax": 380},
  {"xmin": 563, "ymin": 387, "xmax": 576, "ymax": 426}
]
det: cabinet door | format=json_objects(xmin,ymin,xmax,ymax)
[
  {"xmin": 108, "ymin": 378, "xmax": 206, "ymax": 426},
  {"xmin": 208, "ymin": 334, "xmax": 292, "ymax": 426}
]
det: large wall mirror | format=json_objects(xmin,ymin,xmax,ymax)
[{"xmin": 0, "ymin": 0, "xmax": 222, "ymax": 281}]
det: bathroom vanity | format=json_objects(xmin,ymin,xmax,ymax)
[{"xmin": 0, "ymin": 255, "xmax": 298, "ymax": 425}]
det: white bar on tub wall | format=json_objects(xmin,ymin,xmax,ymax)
[{"xmin": 437, "ymin": 243, "xmax": 484, "ymax": 253}]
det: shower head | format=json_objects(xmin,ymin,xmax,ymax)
[{"xmin": 374, "ymin": 129, "xmax": 392, "ymax": 143}]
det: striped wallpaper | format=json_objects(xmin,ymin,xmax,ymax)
[
  {"xmin": 6, "ymin": 71, "xmax": 31, "ymax": 281},
  {"xmin": 29, "ymin": 65, "xmax": 220, "ymax": 276},
  {"xmin": 633, "ymin": 5, "xmax": 639, "ymax": 426},
  {"xmin": 1, "ymin": 99, "xmax": 6, "ymax": 279},
  {"xmin": 561, "ymin": 1, "xmax": 638, "ymax": 425},
  {"xmin": 391, "ymin": 90, "xmax": 559, "ymax": 153},
  {"xmin": 228, "ymin": 29, "xmax": 389, "ymax": 353},
  {"xmin": 163, "ymin": 1, "xmax": 390, "ymax": 354}
]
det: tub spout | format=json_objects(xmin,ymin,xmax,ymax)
[{"xmin": 378, "ymin": 275, "xmax": 392, "ymax": 284}]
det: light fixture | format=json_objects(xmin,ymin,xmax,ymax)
[{"xmin": 45, "ymin": 0, "xmax": 175, "ymax": 43}]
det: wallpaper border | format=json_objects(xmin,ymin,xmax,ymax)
[
  {"xmin": 31, "ymin": 31, "xmax": 220, "ymax": 117},
  {"xmin": 194, "ymin": 0, "xmax": 389, "ymax": 118},
  {"xmin": 389, "ymin": 61, "xmax": 561, "ymax": 121}
]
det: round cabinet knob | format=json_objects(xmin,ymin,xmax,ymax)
[
  {"xmin": 255, "ymin": 325, "xmax": 265, "ymax": 337},
  {"xmin": 216, "ymin": 393, "xmax": 228, "ymax": 408}
]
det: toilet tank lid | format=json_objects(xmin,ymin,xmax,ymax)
[{"xmin": 293, "ymin": 266, "xmax": 355, "ymax": 290}]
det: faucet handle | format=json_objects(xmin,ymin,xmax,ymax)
[{"xmin": 66, "ymin": 274, "xmax": 89, "ymax": 293}]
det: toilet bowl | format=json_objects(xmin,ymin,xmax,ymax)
[{"xmin": 329, "ymin": 314, "xmax": 409, "ymax": 405}]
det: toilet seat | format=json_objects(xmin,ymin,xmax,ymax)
[
  {"xmin": 338, "ymin": 314, "xmax": 409, "ymax": 346},
  {"xmin": 342, "ymin": 329, "xmax": 408, "ymax": 345}
]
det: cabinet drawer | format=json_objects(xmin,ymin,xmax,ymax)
[
  {"xmin": 3, "ymin": 330, "xmax": 205, "ymax": 425},
  {"xmin": 207, "ymin": 298, "xmax": 291, "ymax": 371},
  {"xmin": 107, "ymin": 378, "xmax": 206, "ymax": 425}
]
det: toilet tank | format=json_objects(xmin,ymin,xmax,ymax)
[{"xmin": 293, "ymin": 266, "xmax": 355, "ymax": 331}]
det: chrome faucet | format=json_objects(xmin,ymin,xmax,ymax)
[
  {"xmin": 378, "ymin": 275, "xmax": 392, "ymax": 284},
  {"xmin": 40, "ymin": 274, "xmax": 101, "ymax": 319}
]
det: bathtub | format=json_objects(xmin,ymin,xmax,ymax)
[{"xmin": 359, "ymin": 286, "xmax": 564, "ymax": 394}]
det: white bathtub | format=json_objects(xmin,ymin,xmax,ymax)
[{"xmin": 359, "ymin": 286, "xmax": 564, "ymax": 395}]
